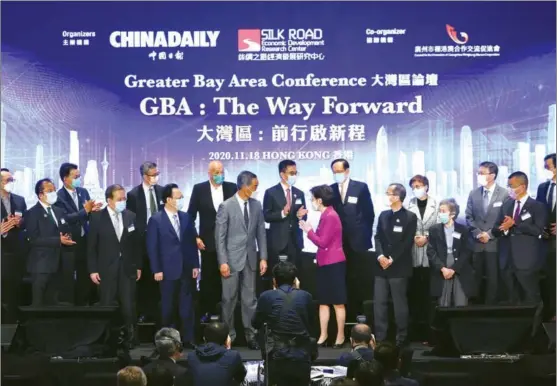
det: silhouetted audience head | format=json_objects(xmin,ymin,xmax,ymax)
[
  {"xmin": 154, "ymin": 327, "xmax": 183, "ymax": 359},
  {"xmin": 204, "ymin": 321, "xmax": 231, "ymax": 348},
  {"xmin": 353, "ymin": 360, "xmax": 385, "ymax": 386},
  {"xmin": 117, "ymin": 366, "xmax": 147, "ymax": 386},
  {"xmin": 350, "ymin": 324, "xmax": 375, "ymax": 349},
  {"xmin": 143, "ymin": 362, "xmax": 174, "ymax": 386},
  {"xmin": 272, "ymin": 261, "xmax": 298, "ymax": 287},
  {"xmin": 374, "ymin": 341, "xmax": 399, "ymax": 371},
  {"xmin": 330, "ymin": 377, "xmax": 359, "ymax": 386}
]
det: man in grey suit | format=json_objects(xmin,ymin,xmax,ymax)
[
  {"xmin": 215, "ymin": 170, "xmax": 268, "ymax": 349},
  {"xmin": 465, "ymin": 161, "xmax": 509, "ymax": 304}
]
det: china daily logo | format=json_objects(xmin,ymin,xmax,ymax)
[{"xmin": 109, "ymin": 31, "xmax": 220, "ymax": 48}]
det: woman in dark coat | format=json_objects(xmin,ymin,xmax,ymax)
[{"xmin": 427, "ymin": 198, "xmax": 476, "ymax": 306}]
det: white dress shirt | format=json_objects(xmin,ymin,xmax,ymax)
[
  {"xmin": 107, "ymin": 205, "xmax": 123, "ymax": 240},
  {"xmin": 236, "ymin": 193, "xmax": 249, "ymax": 217},
  {"xmin": 143, "ymin": 183, "xmax": 158, "ymax": 222},
  {"xmin": 504, "ymin": 195, "xmax": 529, "ymax": 235},
  {"xmin": 210, "ymin": 182, "xmax": 224, "ymax": 212},
  {"xmin": 64, "ymin": 186, "xmax": 85, "ymax": 236},
  {"xmin": 165, "ymin": 207, "xmax": 181, "ymax": 238},
  {"xmin": 39, "ymin": 200, "xmax": 58, "ymax": 227},
  {"xmin": 339, "ymin": 177, "xmax": 350, "ymax": 202},
  {"xmin": 547, "ymin": 180, "xmax": 556, "ymax": 210},
  {"xmin": 483, "ymin": 183, "xmax": 495, "ymax": 202}
]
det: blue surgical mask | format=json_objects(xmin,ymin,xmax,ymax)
[
  {"xmin": 71, "ymin": 177, "xmax": 82, "ymax": 188},
  {"xmin": 213, "ymin": 174, "xmax": 224, "ymax": 185},
  {"xmin": 334, "ymin": 173, "xmax": 346, "ymax": 184},
  {"xmin": 287, "ymin": 175, "xmax": 297, "ymax": 186},
  {"xmin": 439, "ymin": 213, "xmax": 450, "ymax": 224},
  {"xmin": 115, "ymin": 201, "xmax": 126, "ymax": 213},
  {"xmin": 176, "ymin": 198, "xmax": 185, "ymax": 211}
]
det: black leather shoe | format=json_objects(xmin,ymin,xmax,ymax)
[{"xmin": 247, "ymin": 340, "xmax": 260, "ymax": 350}]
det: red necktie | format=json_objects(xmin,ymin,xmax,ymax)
[{"xmin": 513, "ymin": 201, "xmax": 521, "ymax": 222}]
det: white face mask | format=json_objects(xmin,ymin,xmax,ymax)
[
  {"xmin": 544, "ymin": 169, "xmax": 555, "ymax": 180},
  {"xmin": 477, "ymin": 175, "xmax": 488, "ymax": 187},
  {"xmin": 45, "ymin": 191, "xmax": 58, "ymax": 205},
  {"xmin": 413, "ymin": 188, "xmax": 426, "ymax": 199},
  {"xmin": 249, "ymin": 190, "xmax": 259, "ymax": 200},
  {"xmin": 384, "ymin": 195, "xmax": 393, "ymax": 207},
  {"xmin": 3, "ymin": 182, "xmax": 14, "ymax": 193},
  {"xmin": 311, "ymin": 200, "xmax": 320, "ymax": 211}
]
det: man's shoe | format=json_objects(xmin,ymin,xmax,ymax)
[{"xmin": 247, "ymin": 340, "xmax": 260, "ymax": 350}]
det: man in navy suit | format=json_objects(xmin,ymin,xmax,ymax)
[
  {"xmin": 25, "ymin": 178, "xmax": 76, "ymax": 305},
  {"xmin": 330, "ymin": 158, "xmax": 375, "ymax": 320},
  {"xmin": 1, "ymin": 168, "xmax": 27, "ymax": 322},
  {"xmin": 147, "ymin": 183, "xmax": 199, "ymax": 347},
  {"xmin": 536, "ymin": 153, "xmax": 556, "ymax": 319},
  {"xmin": 55, "ymin": 162, "xmax": 101, "ymax": 305},
  {"xmin": 493, "ymin": 171, "xmax": 547, "ymax": 305}
]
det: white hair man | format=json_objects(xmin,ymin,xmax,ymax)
[{"xmin": 142, "ymin": 328, "xmax": 190, "ymax": 385}]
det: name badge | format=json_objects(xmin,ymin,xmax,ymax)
[
  {"xmin": 347, "ymin": 196, "xmax": 358, "ymax": 204},
  {"xmin": 493, "ymin": 202, "xmax": 503, "ymax": 208},
  {"xmin": 452, "ymin": 231, "xmax": 461, "ymax": 239},
  {"xmin": 295, "ymin": 198, "xmax": 302, "ymax": 205},
  {"xmin": 393, "ymin": 226, "xmax": 403, "ymax": 233},
  {"xmin": 14, "ymin": 211, "xmax": 22, "ymax": 217},
  {"xmin": 128, "ymin": 225, "xmax": 135, "ymax": 232},
  {"xmin": 159, "ymin": 200, "xmax": 164, "ymax": 205},
  {"xmin": 61, "ymin": 218, "xmax": 66, "ymax": 225},
  {"xmin": 521, "ymin": 212, "xmax": 531, "ymax": 221}
]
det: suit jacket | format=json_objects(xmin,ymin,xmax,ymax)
[
  {"xmin": 187, "ymin": 180, "xmax": 237, "ymax": 252},
  {"xmin": 54, "ymin": 186, "xmax": 91, "ymax": 241},
  {"xmin": 330, "ymin": 179, "xmax": 375, "ymax": 251},
  {"xmin": 126, "ymin": 184, "xmax": 164, "ymax": 236},
  {"xmin": 146, "ymin": 209, "xmax": 199, "ymax": 280},
  {"xmin": 87, "ymin": 208, "xmax": 141, "ymax": 278},
  {"xmin": 143, "ymin": 357, "xmax": 191, "ymax": 386},
  {"xmin": 24, "ymin": 203, "xmax": 71, "ymax": 274},
  {"xmin": 1, "ymin": 192, "xmax": 27, "ymax": 254},
  {"xmin": 427, "ymin": 222, "xmax": 476, "ymax": 298},
  {"xmin": 215, "ymin": 195, "xmax": 267, "ymax": 272},
  {"xmin": 536, "ymin": 180, "xmax": 556, "ymax": 228},
  {"xmin": 405, "ymin": 196, "xmax": 438, "ymax": 267},
  {"xmin": 492, "ymin": 197, "xmax": 547, "ymax": 270},
  {"xmin": 465, "ymin": 185, "xmax": 509, "ymax": 252},
  {"xmin": 263, "ymin": 183, "xmax": 306, "ymax": 252},
  {"xmin": 374, "ymin": 208, "xmax": 417, "ymax": 278},
  {"xmin": 307, "ymin": 207, "xmax": 345, "ymax": 266}
]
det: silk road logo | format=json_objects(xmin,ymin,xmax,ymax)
[{"xmin": 238, "ymin": 29, "xmax": 262, "ymax": 52}]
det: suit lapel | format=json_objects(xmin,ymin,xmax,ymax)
[
  {"xmin": 452, "ymin": 224, "xmax": 462, "ymax": 256},
  {"xmin": 248, "ymin": 199, "xmax": 257, "ymax": 233},
  {"xmin": 421, "ymin": 198, "xmax": 437, "ymax": 225},
  {"xmin": 205, "ymin": 181, "xmax": 217, "ymax": 214},
  {"xmin": 103, "ymin": 209, "xmax": 120, "ymax": 244},
  {"xmin": 343, "ymin": 180, "xmax": 354, "ymax": 205},
  {"xmin": 62, "ymin": 188, "xmax": 78, "ymax": 212},
  {"xmin": 162, "ymin": 211, "xmax": 180, "ymax": 240},
  {"xmin": 275, "ymin": 184, "xmax": 287, "ymax": 207},
  {"xmin": 439, "ymin": 225, "xmax": 448, "ymax": 259}
]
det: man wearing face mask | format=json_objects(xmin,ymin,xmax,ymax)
[
  {"xmin": 465, "ymin": 161, "xmax": 509, "ymax": 304},
  {"xmin": 330, "ymin": 159, "xmax": 375, "ymax": 321},
  {"xmin": 55, "ymin": 162, "xmax": 101, "ymax": 305},
  {"xmin": 215, "ymin": 171, "xmax": 268, "ymax": 349},
  {"xmin": 88, "ymin": 184, "xmax": 141, "ymax": 347},
  {"xmin": 373, "ymin": 183, "xmax": 417, "ymax": 347},
  {"xmin": 492, "ymin": 172, "xmax": 547, "ymax": 305},
  {"xmin": 263, "ymin": 160, "xmax": 308, "ymax": 271},
  {"xmin": 147, "ymin": 183, "xmax": 199, "ymax": 348},
  {"xmin": 187, "ymin": 160, "xmax": 237, "ymax": 322},
  {"xmin": 536, "ymin": 153, "xmax": 556, "ymax": 320},
  {"xmin": 127, "ymin": 161, "xmax": 164, "ymax": 323},
  {"xmin": 25, "ymin": 178, "xmax": 76, "ymax": 305},
  {"xmin": 1, "ymin": 168, "xmax": 27, "ymax": 322}
]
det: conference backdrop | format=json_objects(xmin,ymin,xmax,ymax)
[{"xmin": 1, "ymin": 1, "xmax": 556, "ymax": 251}]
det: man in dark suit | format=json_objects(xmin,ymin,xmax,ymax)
[
  {"xmin": 536, "ymin": 153, "xmax": 556, "ymax": 319},
  {"xmin": 1, "ymin": 168, "xmax": 27, "ymax": 322},
  {"xmin": 374, "ymin": 183, "xmax": 417, "ymax": 347},
  {"xmin": 88, "ymin": 184, "xmax": 141, "ymax": 346},
  {"xmin": 330, "ymin": 159, "xmax": 375, "ymax": 320},
  {"xmin": 493, "ymin": 171, "xmax": 547, "ymax": 304},
  {"xmin": 263, "ymin": 160, "xmax": 308, "ymax": 270},
  {"xmin": 147, "ymin": 183, "xmax": 199, "ymax": 347},
  {"xmin": 25, "ymin": 178, "xmax": 76, "ymax": 305},
  {"xmin": 144, "ymin": 328, "xmax": 190, "ymax": 386},
  {"xmin": 465, "ymin": 161, "xmax": 509, "ymax": 304},
  {"xmin": 55, "ymin": 162, "xmax": 101, "ymax": 305},
  {"xmin": 127, "ymin": 161, "xmax": 164, "ymax": 322},
  {"xmin": 187, "ymin": 160, "xmax": 237, "ymax": 322}
]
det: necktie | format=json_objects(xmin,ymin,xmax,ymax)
[
  {"xmin": 114, "ymin": 213, "xmax": 122, "ymax": 241},
  {"xmin": 548, "ymin": 183, "xmax": 555, "ymax": 210},
  {"xmin": 513, "ymin": 200, "xmax": 521, "ymax": 222},
  {"xmin": 47, "ymin": 207, "xmax": 57, "ymax": 226},
  {"xmin": 483, "ymin": 188, "xmax": 490, "ymax": 213},
  {"xmin": 149, "ymin": 187, "xmax": 157, "ymax": 216},
  {"xmin": 286, "ymin": 188, "xmax": 292, "ymax": 209},
  {"xmin": 71, "ymin": 191, "xmax": 79, "ymax": 209},
  {"xmin": 340, "ymin": 183, "xmax": 345, "ymax": 203},
  {"xmin": 173, "ymin": 214, "xmax": 181, "ymax": 240},
  {"xmin": 244, "ymin": 201, "xmax": 249, "ymax": 229}
]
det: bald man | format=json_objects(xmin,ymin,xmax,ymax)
[
  {"xmin": 188, "ymin": 161, "xmax": 237, "ymax": 321},
  {"xmin": 337, "ymin": 324, "xmax": 375, "ymax": 366}
]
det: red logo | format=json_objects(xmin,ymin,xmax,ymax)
[
  {"xmin": 446, "ymin": 24, "xmax": 469, "ymax": 45},
  {"xmin": 238, "ymin": 29, "xmax": 261, "ymax": 52}
]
